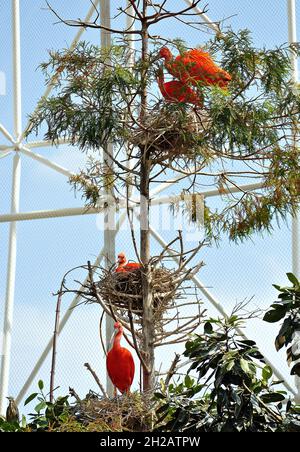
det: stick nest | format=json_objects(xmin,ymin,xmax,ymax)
[
  {"xmin": 131, "ymin": 108, "xmax": 210, "ymax": 163},
  {"xmin": 60, "ymin": 392, "xmax": 152, "ymax": 432},
  {"xmin": 97, "ymin": 266, "xmax": 178, "ymax": 325}
]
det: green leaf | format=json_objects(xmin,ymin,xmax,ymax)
[
  {"xmin": 204, "ymin": 322, "xmax": 213, "ymax": 334},
  {"xmin": 275, "ymin": 317, "xmax": 293, "ymax": 351},
  {"xmin": 38, "ymin": 380, "xmax": 44, "ymax": 391},
  {"xmin": 154, "ymin": 392, "xmax": 166, "ymax": 400},
  {"xmin": 263, "ymin": 306, "xmax": 287, "ymax": 323},
  {"xmin": 156, "ymin": 404, "xmax": 170, "ymax": 415},
  {"xmin": 286, "ymin": 272, "xmax": 299, "ymax": 287},
  {"xmin": 238, "ymin": 339, "xmax": 256, "ymax": 346},
  {"xmin": 24, "ymin": 393, "xmax": 38, "ymax": 406},
  {"xmin": 262, "ymin": 365, "xmax": 273, "ymax": 381},
  {"xmin": 240, "ymin": 358, "xmax": 251, "ymax": 374},
  {"xmin": 21, "ymin": 415, "xmax": 27, "ymax": 429},
  {"xmin": 291, "ymin": 362, "xmax": 300, "ymax": 376},
  {"xmin": 34, "ymin": 401, "xmax": 47, "ymax": 413},
  {"xmin": 184, "ymin": 375, "xmax": 194, "ymax": 388},
  {"xmin": 260, "ymin": 393, "xmax": 286, "ymax": 403},
  {"xmin": 226, "ymin": 360, "xmax": 235, "ymax": 371},
  {"xmin": 286, "ymin": 399, "xmax": 292, "ymax": 413}
]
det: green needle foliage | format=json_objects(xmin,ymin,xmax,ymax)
[
  {"xmin": 25, "ymin": 28, "xmax": 300, "ymax": 242},
  {"xmin": 27, "ymin": 43, "xmax": 139, "ymax": 150}
]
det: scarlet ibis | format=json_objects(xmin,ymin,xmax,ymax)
[
  {"xmin": 158, "ymin": 47, "xmax": 231, "ymax": 89},
  {"xmin": 157, "ymin": 67, "xmax": 203, "ymax": 106},
  {"xmin": 106, "ymin": 321, "xmax": 135, "ymax": 395},
  {"xmin": 116, "ymin": 252, "xmax": 141, "ymax": 273}
]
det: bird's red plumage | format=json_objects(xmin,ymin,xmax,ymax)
[
  {"xmin": 107, "ymin": 346, "xmax": 135, "ymax": 394},
  {"xmin": 116, "ymin": 252, "xmax": 141, "ymax": 273},
  {"xmin": 159, "ymin": 47, "xmax": 231, "ymax": 89},
  {"xmin": 106, "ymin": 322, "xmax": 135, "ymax": 394},
  {"xmin": 157, "ymin": 70, "xmax": 203, "ymax": 106}
]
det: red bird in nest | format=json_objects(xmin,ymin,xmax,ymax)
[
  {"xmin": 157, "ymin": 67, "xmax": 203, "ymax": 106},
  {"xmin": 106, "ymin": 321, "xmax": 135, "ymax": 396},
  {"xmin": 158, "ymin": 47, "xmax": 231, "ymax": 89},
  {"xmin": 115, "ymin": 252, "xmax": 141, "ymax": 273}
]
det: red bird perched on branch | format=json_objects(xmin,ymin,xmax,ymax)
[
  {"xmin": 115, "ymin": 252, "xmax": 141, "ymax": 273},
  {"xmin": 158, "ymin": 47, "xmax": 231, "ymax": 89},
  {"xmin": 157, "ymin": 67, "xmax": 203, "ymax": 106},
  {"xmin": 106, "ymin": 322, "xmax": 135, "ymax": 395}
]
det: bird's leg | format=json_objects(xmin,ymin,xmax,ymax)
[
  {"xmin": 123, "ymin": 389, "xmax": 130, "ymax": 400},
  {"xmin": 114, "ymin": 386, "xmax": 117, "ymax": 398}
]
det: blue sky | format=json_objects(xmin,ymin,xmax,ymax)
[{"xmin": 0, "ymin": 0, "xmax": 300, "ymax": 414}]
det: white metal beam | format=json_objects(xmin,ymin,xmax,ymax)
[
  {"xmin": 148, "ymin": 222, "xmax": 297, "ymax": 396},
  {"xmin": 0, "ymin": 145, "xmax": 15, "ymax": 151},
  {"xmin": 0, "ymin": 181, "xmax": 265, "ymax": 224},
  {"xmin": 0, "ymin": 123, "xmax": 16, "ymax": 144},
  {"xmin": 0, "ymin": 206, "xmax": 101, "ymax": 223},
  {"xmin": 0, "ymin": 151, "xmax": 12, "ymax": 159},
  {"xmin": 0, "ymin": 0, "xmax": 22, "ymax": 415},
  {"xmin": 20, "ymin": 145, "xmax": 74, "ymax": 178},
  {"xmin": 287, "ymin": 0, "xmax": 300, "ymax": 402},
  {"xmin": 288, "ymin": 0, "xmax": 299, "ymax": 278},
  {"xmin": 183, "ymin": 0, "xmax": 221, "ymax": 34},
  {"xmin": 150, "ymin": 182, "xmax": 264, "ymax": 206},
  {"xmin": 15, "ymin": 210, "xmax": 127, "ymax": 405},
  {"xmin": 26, "ymin": 139, "xmax": 73, "ymax": 149},
  {"xmin": 100, "ymin": 0, "xmax": 115, "ymax": 397},
  {"xmin": 19, "ymin": 0, "xmax": 101, "ymax": 143}
]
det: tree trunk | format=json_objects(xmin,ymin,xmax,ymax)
[
  {"xmin": 140, "ymin": 157, "xmax": 155, "ymax": 392},
  {"xmin": 139, "ymin": 7, "xmax": 155, "ymax": 393}
]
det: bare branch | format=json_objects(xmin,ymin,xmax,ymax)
[
  {"xmin": 46, "ymin": 1, "xmax": 141, "ymax": 35},
  {"xmin": 84, "ymin": 362, "xmax": 108, "ymax": 398}
]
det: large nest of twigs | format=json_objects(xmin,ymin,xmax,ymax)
[
  {"xmin": 98, "ymin": 266, "xmax": 178, "ymax": 325},
  {"xmin": 58, "ymin": 392, "xmax": 152, "ymax": 432},
  {"xmin": 131, "ymin": 108, "xmax": 210, "ymax": 163}
]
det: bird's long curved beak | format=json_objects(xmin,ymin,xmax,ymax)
[{"xmin": 108, "ymin": 328, "xmax": 117, "ymax": 350}]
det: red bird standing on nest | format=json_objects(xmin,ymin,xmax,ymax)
[
  {"xmin": 106, "ymin": 321, "xmax": 135, "ymax": 395},
  {"xmin": 116, "ymin": 252, "xmax": 141, "ymax": 273},
  {"xmin": 158, "ymin": 47, "xmax": 231, "ymax": 89},
  {"xmin": 157, "ymin": 67, "xmax": 203, "ymax": 106}
]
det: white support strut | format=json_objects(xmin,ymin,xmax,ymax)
[
  {"xmin": 20, "ymin": 0, "xmax": 101, "ymax": 142},
  {"xmin": 0, "ymin": 181, "xmax": 264, "ymax": 223},
  {"xmin": 287, "ymin": 0, "xmax": 300, "ymax": 403},
  {"xmin": 100, "ymin": 0, "xmax": 115, "ymax": 397},
  {"xmin": 0, "ymin": 123, "xmax": 16, "ymax": 144},
  {"xmin": 0, "ymin": 0, "xmax": 298, "ymax": 412},
  {"xmin": 15, "ymin": 210, "xmax": 127, "ymax": 405},
  {"xmin": 20, "ymin": 145, "xmax": 74, "ymax": 178},
  {"xmin": 148, "ymin": 221, "xmax": 296, "ymax": 397},
  {"xmin": 0, "ymin": 0, "xmax": 22, "ymax": 415}
]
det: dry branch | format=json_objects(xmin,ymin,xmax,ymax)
[{"xmin": 84, "ymin": 362, "xmax": 108, "ymax": 398}]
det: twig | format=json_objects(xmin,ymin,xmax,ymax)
[
  {"xmin": 46, "ymin": 1, "xmax": 141, "ymax": 35},
  {"xmin": 128, "ymin": 301, "xmax": 150, "ymax": 373},
  {"xmin": 242, "ymin": 382, "xmax": 282, "ymax": 423},
  {"xmin": 99, "ymin": 310, "xmax": 107, "ymax": 356},
  {"xmin": 84, "ymin": 362, "xmax": 108, "ymax": 398},
  {"xmin": 69, "ymin": 386, "xmax": 81, "ymax": 404},
  {"xmin": 165, "ymin": 353, "xmax": 180, "ymax": 386},
  {"xmin": 50, "ymin": 289, "xmax": 63, "ymax": 403}
]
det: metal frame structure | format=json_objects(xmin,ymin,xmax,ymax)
[{"xmin": 0, "ymin": 0, "xmax": 299, "ymax": 414}]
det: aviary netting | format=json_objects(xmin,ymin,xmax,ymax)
[{"xmin": 25, "ymin": 0, "xmax": 300, "ymax": 394}]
